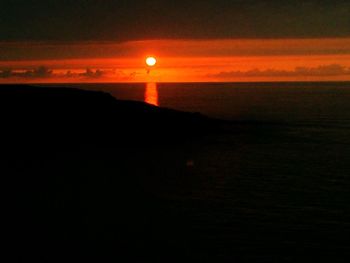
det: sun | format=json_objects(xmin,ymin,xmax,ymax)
[{"xmin": 146, "ymin": 56, "xmax": 157, "ymax": 67}]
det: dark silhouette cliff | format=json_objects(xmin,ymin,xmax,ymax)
[
  {"xmin": 1, "ymin": 84, "xmax": 219, "ymax": 262},
  {"xmin": 0, "ymin": 85, "xmax": 217, "ymax": 154}
]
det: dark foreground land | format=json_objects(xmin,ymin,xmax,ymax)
[{"xmin": 2, "ymin": 85, "xmax": 350, "ymax": 262}]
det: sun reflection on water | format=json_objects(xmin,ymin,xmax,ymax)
[{"xmin": 145, "ymin": 82, "xmax": 159, "ymax": 106}]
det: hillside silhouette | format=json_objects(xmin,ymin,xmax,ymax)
[
  {"xmin": 1, "ymin": 84, "xmax": 221, "ymax": 262},
  {"xmin": 0, "ymin": 85, "xmax": 218, "ymax": 152}
]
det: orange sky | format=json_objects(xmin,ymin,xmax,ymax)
[{"xmin": 1, "ymin": 38, "xmax": 350, "ymax": 83}]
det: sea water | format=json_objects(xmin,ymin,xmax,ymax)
[
  {"xmin": 43, "ymin": 82, "xmax": 350, "ymax": 260},
  {"xmin": 50, "ymin": 82, "xmax": 350, "ymax": 124}
]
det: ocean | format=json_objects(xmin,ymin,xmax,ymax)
[
  {"xmin": 38, "ymin": 82, "xmax": 350, "ymax": 261},
  {"xmin": 49, "ymin": 81, "xmax": 350, "ymax": 124}
]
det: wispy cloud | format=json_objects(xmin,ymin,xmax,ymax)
[
  {"xmin": 1, "ymin": 38, "xmax": 350, "ymax": 61},
  {"xmin": 208, "ymin": 64, "xmax": 350, "ymax": 79},
  {"xmin": 0, "ymin": 66, "xmax": 53, "ymax": 78},
  {"xmin": 0, "ymin": 66, "xmax": 139, "ymax": 82},
  {"xmin": 78, "ymin": 68, "xmax": 104, "ymax": 78},
  {"xmin": 0, "ymin": 67, "xmax": 106, "ymax": 79}
]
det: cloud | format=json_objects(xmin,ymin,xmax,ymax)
[
  {"xmin": 208, "ymin": 64, "xmax": 350, "ymax": 79},
  {"xmin": 2, "ymin": 38, "xmax": 350, "ymax": 61},
  {"xmin": 293, "ymin": 64, "xmax": 350, "ymax": 76},
  {"xmin": 0, "ymin": 66, "xmax": 53, "ymax": 78},
  {"xmin": 0, "ymin": 67, "xmax": 107, "ymax": 79},
  {"xmin": 25, "ymin": 66, "xmax": 53, "ymax": 78},
  {"xmin": 79, "ymin": 68, "xmax": 104, "ymax": 78},
  {"xmin": 0, "ymin": 69, "xmax": 12, "ymax": 78}
]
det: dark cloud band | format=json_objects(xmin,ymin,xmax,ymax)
[
  {"xmin": 0, "ymin": 0, "xmax": 349, "ymax": 41},
  {"xmin": 208, "ymin": 64, "xmax": 350, "ymax": 79}
]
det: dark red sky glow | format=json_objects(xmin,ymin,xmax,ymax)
[{"xmin": 1, "ymin": 1, "xmax": 349, "ymax": 82}]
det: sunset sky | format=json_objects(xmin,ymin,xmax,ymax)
[{"xmin": 1, "ymin": 0, "xmax": 349, "ymax": 83}]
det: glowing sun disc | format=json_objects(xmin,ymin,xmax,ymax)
[{"xmin": 146, "ymin": 56, "xmax": 157, "ymax": 67}]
